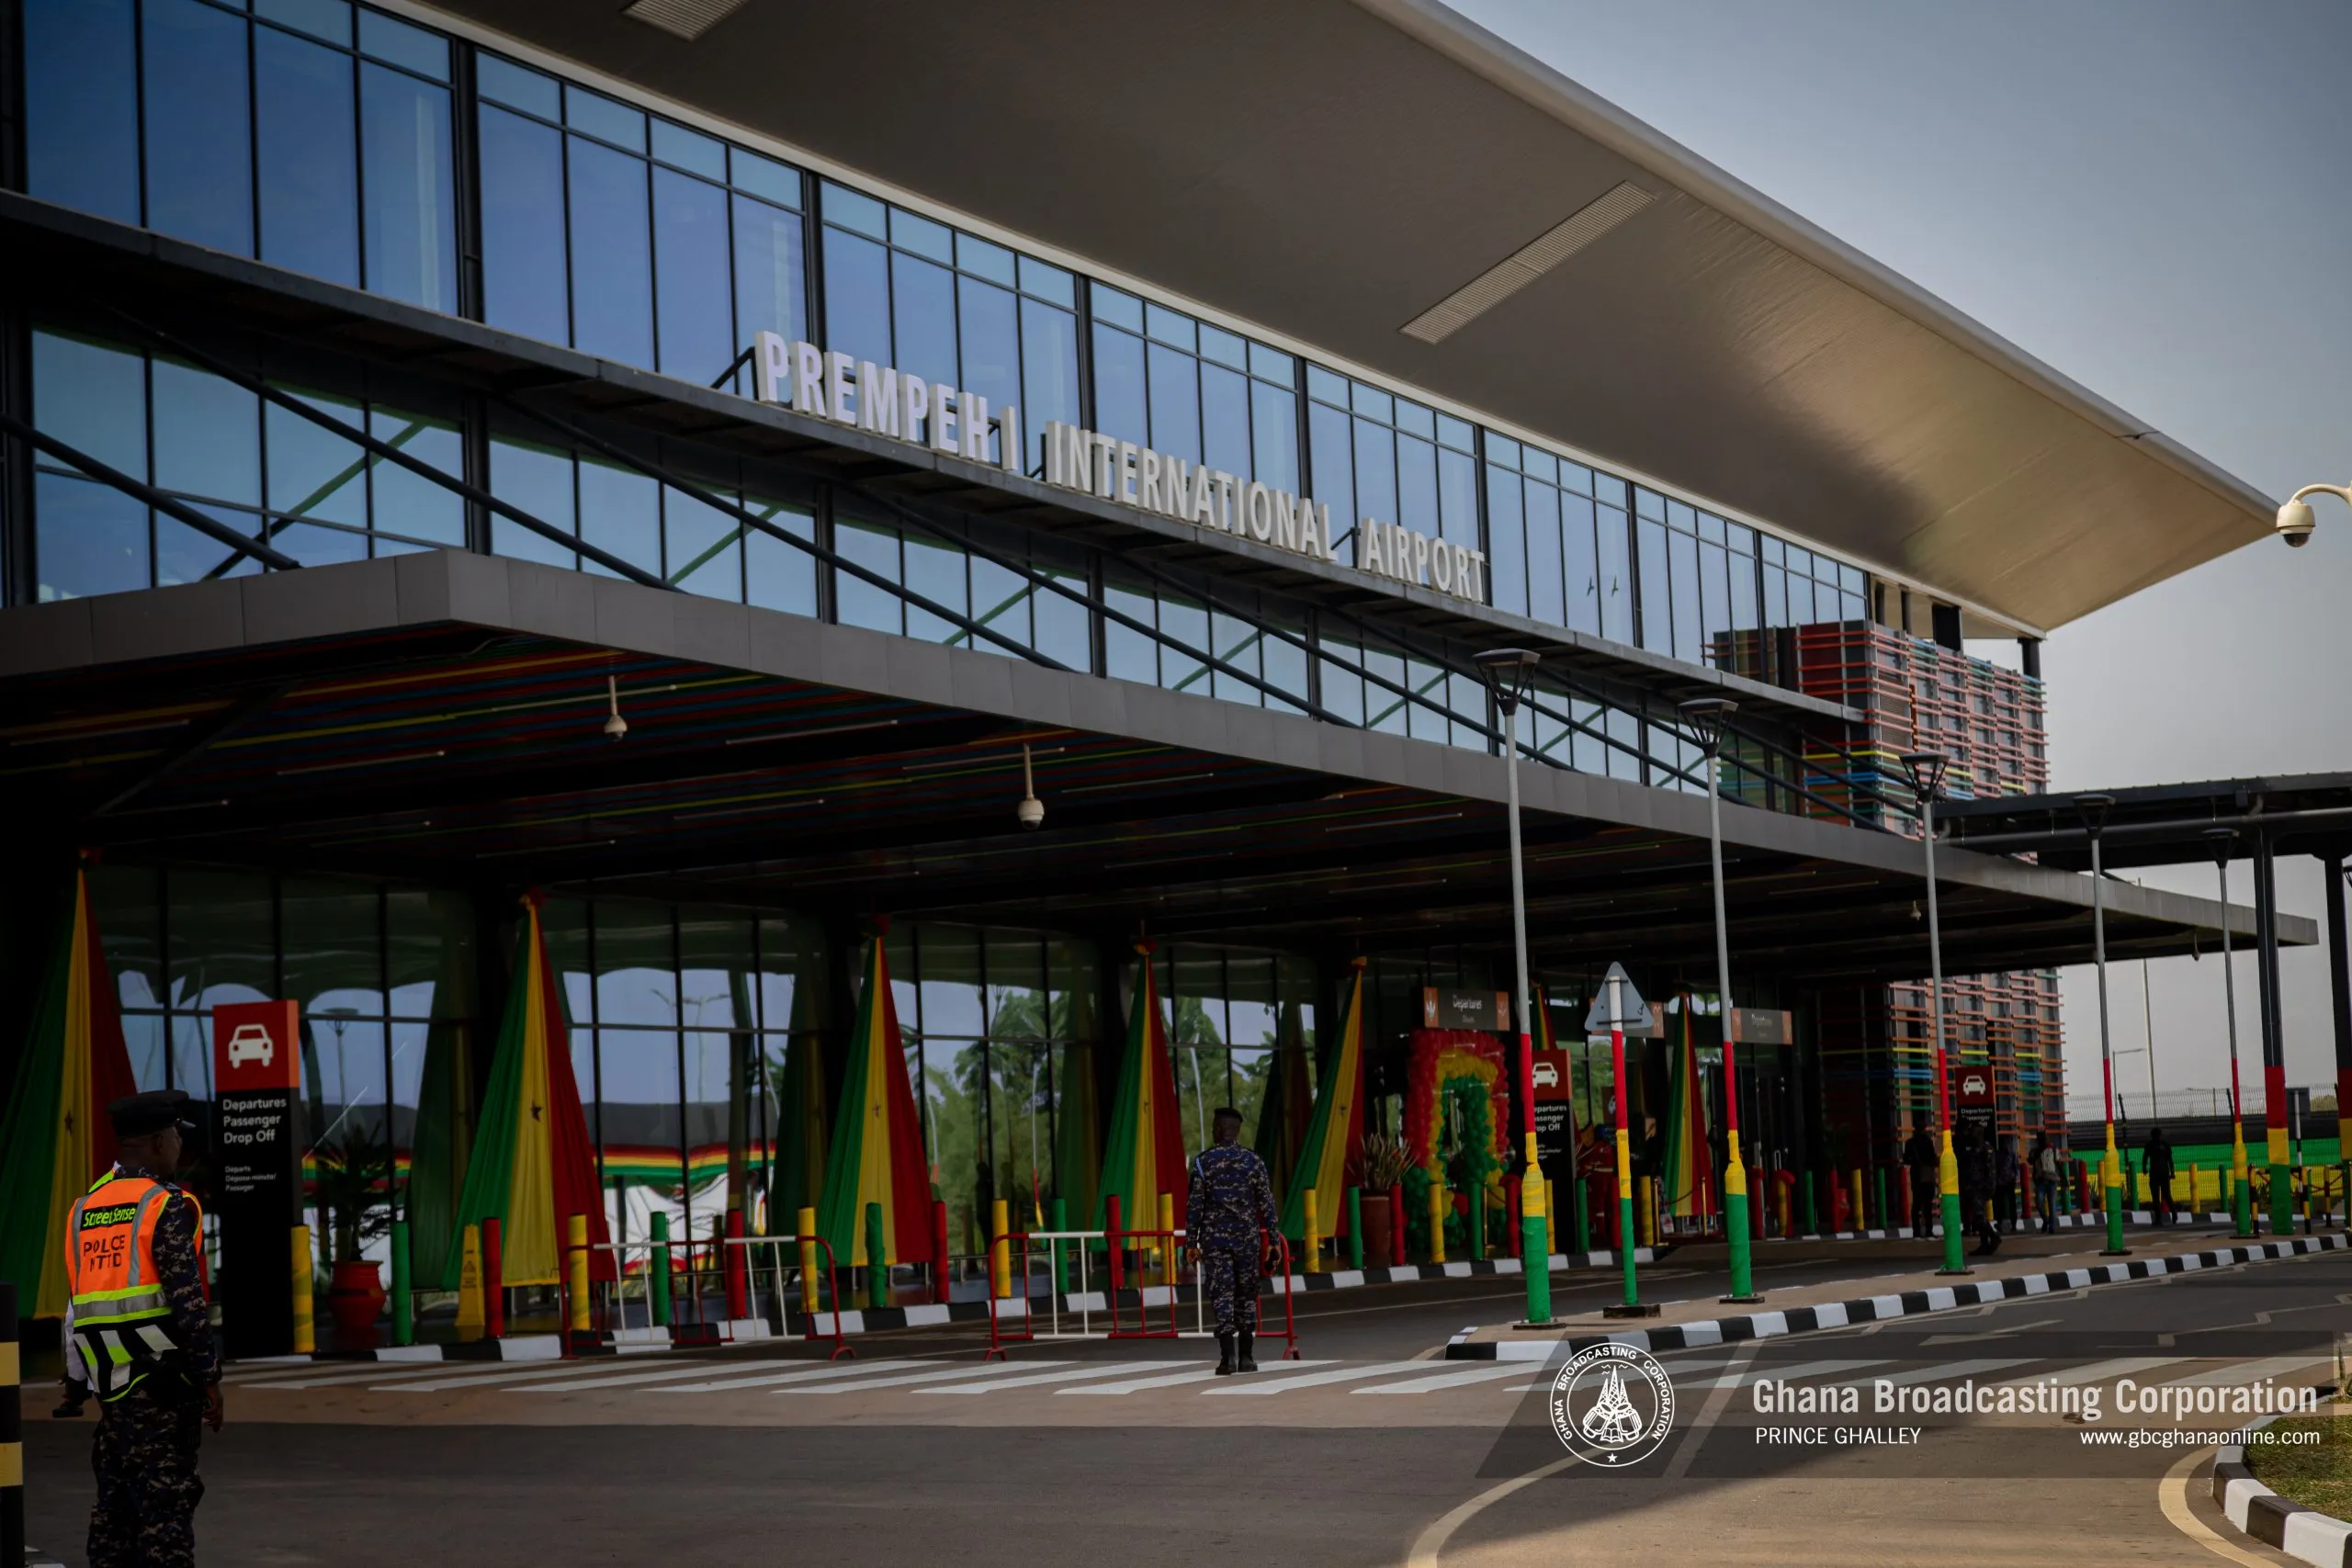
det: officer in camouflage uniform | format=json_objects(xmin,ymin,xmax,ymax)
[
  {"xmin": 1185, "ymin": 1106, "xmax": 1279, "ymax": 1375},
  {"xmin": 66, "ymin": 1089, "xmax": 223, "ymax": 1568}
]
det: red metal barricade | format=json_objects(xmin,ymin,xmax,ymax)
[
  {"xmin": 1107, "ymin": 1227, "xmax": 1184, "ymax": 1340},
  {"xmin": 784, "ymin": 1233, "xmax": 856, "ymax": 1362},
  {"xmin": 1261, "ymin": 1232, "xmax": 1302, "ymax": 1361},
  {"xmin": 983, "ymin": 1229, "xmax": 1043, "ymax": 1361}
]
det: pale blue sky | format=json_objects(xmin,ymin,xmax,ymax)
[{"xmin": 1460, "ymin": 0, "xmax": 2352, "ymax": 1110}]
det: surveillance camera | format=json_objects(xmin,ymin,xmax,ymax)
[
  {"xmin": 2276, "ymin": 499, "xmax": 2316, "ymax": 548},
  {"xmin": 1017, "ymin": 795, "xmax": 1045, "ymax": 830}
]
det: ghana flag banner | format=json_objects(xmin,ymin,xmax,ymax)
[
  {"xmin": 815, "ymin": 926, "xmax": 931, "ymax": 1268},
  {"xmin": 1661, "ymin": 1000, "xmax": 1713, "ymax": 1220},
  {"xmin": 0, "ymin": 866, "xmax": 138, "ymax": 1318},
  {"xmin": 1278, "ymin": 958, "xmax": 1367, "ymax": 1241},
  {"xmin": 443, "ymin": 894, "xmax": 611, "ymax": 1287},
  {"xmin": 1096, "ymin": 942, "xmax": 1187, "ymax": 1233}
]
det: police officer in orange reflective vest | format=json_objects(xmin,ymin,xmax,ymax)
[{"xmin": 66, "ymin": 1089, "xmax": 222, "ymax": 1568}]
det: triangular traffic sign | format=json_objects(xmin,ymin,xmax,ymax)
[{"xmin": 1583, "ymin": 963, "xmax": 1652, "ymax": 1032}]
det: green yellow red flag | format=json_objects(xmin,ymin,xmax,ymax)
[
  {"xmin": 0, "ymin": 866, "xmax": 138, "ymax": 1317},
  {"xmin": 1279, "ymin": 959, "xmax": 1367, "ymax": 1240},
  {"xmin": 815, "ymin": 925, "xmax": 932, "ymax": 1268},
  {"xmin": 1096, "ymin": 943, "xmax": 1188, "ymax": 1233}
]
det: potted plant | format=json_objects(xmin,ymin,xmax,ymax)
[
  {"xmin": 313, "ymin": 1127, "xmax": 394, "ymax": 1348},
  {"xmin": 1359, "ymin": 1134, "xmax": 1409, "ymax": 1269}
]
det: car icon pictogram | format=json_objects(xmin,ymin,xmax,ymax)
[{"xmin": 227, "ymin": 1023, "xmax": 276, "ymax": 1069}]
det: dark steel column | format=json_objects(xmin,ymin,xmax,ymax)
[
  {"xmin": 2254, "ymin": 829, "xmax": 2291, "ymax": 1229},
  {"xmin": 2326, "ymin": 854, "xmax": 2352, "ymax": 1133}
]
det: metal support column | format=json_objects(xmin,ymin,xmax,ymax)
[{"xmin": 2254, "ymin": 829, "xmax": 2290, "ymax": 1234}]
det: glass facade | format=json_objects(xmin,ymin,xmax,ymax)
[{"xmin": 10, "ymin": 0, "xmax": 1889, "ymax": 802}]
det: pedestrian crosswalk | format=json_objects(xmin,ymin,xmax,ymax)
[{"xmin": 220, "ymin": 1348, "xmax": 2336, "ymax": 1404}]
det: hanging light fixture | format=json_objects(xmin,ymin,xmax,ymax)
[
  {"xmin": 603, "ymin": 675, "xmax": 628, "ymax": 740},
  {"xmin": 1016, "ymin": 743, "xmax": 1044, "ymax": 829}
]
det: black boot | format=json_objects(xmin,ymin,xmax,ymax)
[
  {"xmin": 1215, "ymin": 1333, "xmax": 1237, "ymax": 1376},
  {"xmin": 1238, "ymin": 1331, "xmax": 1257, "ymax": 1372}
]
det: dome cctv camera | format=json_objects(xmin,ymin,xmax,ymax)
[
  {"xmin": 2277, "ymin": 499, "xmax": 2316, "ymax": 548},
  {"xmin": 1017, "ymin": 794, "xmax": 1045, "ymax": 829}
]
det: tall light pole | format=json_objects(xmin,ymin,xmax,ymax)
[
  {"xmin": 2076, "ymin": 793, "xmax": 2130, "ymax": 1256},
  {"xmin": 1900, "ymin": 752, "xmax": 1967, "ymax": 1275},
  {"xmin": 1475, "ymin": 647, "xmax": 1551, "ymax": 1326},
  {"xmin": 1679, "ymin": 697, "xmax": 1759, "ymax": 1302}
]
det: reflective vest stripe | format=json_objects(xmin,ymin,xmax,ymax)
[{"xmin": 124, "ymin": 1187, "xmax": 168, "ymax": 1289}]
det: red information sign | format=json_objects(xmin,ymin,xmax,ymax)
[
  {"xmin": 1951, "ymin": 1064, "xmax": 1995, "ymax": 1109},
  {"xmin": 213, "ymin": 999, "xmax": 300, "ymax": 1092}
]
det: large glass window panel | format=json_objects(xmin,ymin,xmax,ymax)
[
  {"xmin": 1091, "ymin": 326, "xmax": 1147, "ymax": 448},
  {"xmin": 257, "ymin": 0, "xmax": 349, "ymax": 46},
  {"xmin": 368, "ymin": 407, "xmax": 464, "ymax": 547},
  {"xmin": 34, "ymin": 472, "xmax": 147, "ymax": 601},
  {"xmin": 889, "ymin": 251, "xmax": 957, "ymax": 389},
  {"xmin": 564, "ymin": 85, "xmax": 645, "ymax": 152},
  {"xmin": 743, "ymin": 491, "xmax": 816, "ymax": 616},
  {"xmin": 386, "ymin": 887, "xmax": 471, "ymax": 1022},
  {"xmin": 1596, "ymin": 504, "xmax": 1634, "ymax": 644},
  {"xmin": 1353, "ymin": 421, "xmax": 1396, "ymax": 539},
  {"xmin": 1201, "ymin": 363, "xmax": 1250, "ymax": 479},
  {"xmin": 598, "ymin": 1027, "xmax": 683, "ymax": 1191},
  {"xmin": 1484, "ymin": 469, "xmax": 1524, "ymax": 616},
  {"xmin": 1438, "ymin": 446, "xmax": 1477, "ymax": 554},
  {"xmin": 358, "ymin": 64, "xmax": 456, "ymax": 312},
  {"xmin": 157, "ymin": 502, "xmax": 263, "ymax": 586},
  {"xmin": 266, "ymin": 390, "xmax": 368, "ymax": 527},
  {"xmin": 594, "ymin": 902, "xmax": 676, "ymax": 1027},
  {"xmin": 961, "ymin": 549, "xmax": 1029, "ymax": 657},
  {"xmin": 567, "ymin": 137, "xmax": 655, "ymax": 368},
  {"xmin": 676, "ymin": 911, "xmax": 752, "ymax": 1031},
  {"xmin": 33, "ymin": 330, "xmax": 146, "ymax": 477},
  {"xmin": 358, "ymin": 10, "xmax": 446, "ymax": 77},
  {"xmin": 1669, "ymin": 529, "xmax": 1702, "ymax": 663},
  {"xmin": 1728, "ymin": 540, "xmax": 1759, "ymax": 632},
  {"xmin": 1525, "ymin": 480, "xmax": 1564, "ymax": 626},
  {"xmin": 663, "ymin": 485, "xmax": 740, "ymax": 599},
  {"xmin": 1307, "ymin": 400, "xmax": 1355, "ymax": 565},
  {"xmin": 1250, "ymin": 382, "xmax": 1299, "ymax": 496},
  {"xmin": 820, "ymin": 226, "xmax": 890, "ymax": 371},
  {"xmin": 1699, "ymin": 540, "xmax": 1730, "ymax": 659},
  {"xmin": 577, "ymin": 455, "xmax": 660, "ymax": 581},
  {"xmin": 731, "ymin": 196, "xmax": 806, "ymax": 351},
  {"xmin": 1033, "ymin": 541, "xmax": 1091, "ymax": 672},
  {"xmin": 476, "ymin": 54, "xmax": 557, "ymax": 118},
  {"xmin": 917, "ymin": 927, "xmax": 985, "ymax": 1040},
  {"xmin": 1145, "ymin": 343, "xmax": 1200, "ymax": 464},
  {"xmin": 1635, "ymin": 517, "xmax": 1671, "ymax": 653},
  {"xmin": 24, "ymin": 0, "xmax": 141, "ymax": 224},
  {"xmin": 282, "ymin": 877, "xmax": 384, "ymax": 1019},
  {"xmin": 832, "ymin": 511, "xmax": 901, "ymax": 635},
  {"xmin": 1262, "ymin": 609, "xmax": 1307, "ymax": 715},
  {"xmin": 1396, "ymin": 434, "xmax": 1438, "ymax": 535},
  {"xmin": 142, "ymin": 0, "xmax": 253, "ymax": 255},
  {"xmin": 479, "ymin": 107, "xmax": 570, "ymax": 346},
  {"xmin": 652, "ymin": 168, "xmax": 733, "ymax": 385},
  {"xmin": 1209, "ymin": 605, "xmax": 1261, "ymax": 706},
  {"xmin": 1104, "ymin": 579, "xmax": 1156, "ymax": 684},
  {"xmin": 153, "ymin": 360, "xmax": 259, "ymax": 505},
  {"xmin": 489, "ymin": 434, "xmax": 576, "ymax": 569},
  {"xmin": 255, "ymin": 27, "xmax": 360, "ymax": 287},
  {"xmin": 1018, "ymin": 299, "xmax": 1079, "ymax": 477},
  {"xmin": 306, "ymin": 1015, "xmax": 387, "ymax": 1149},
  {"xmin": 902, "ymin": 530, "xmax": 968, "ymax": 645},
  {"xmin": 650, "ymin": 118, "xmax": 723, "ymax": 181},
  {"xmin": 956, "ymin": 276, "xmax": 1020, "ymax": 466},
  {"xmin": 1157, "ymin": 592, "xmax": 1208, "ymax": 694},
  {"xmin": 1562, "ymin": 494, "xmax": 1600, "ymax": 637},
  {"xmin": 91, "ymin": 864, "xmax": 164, "ymax": 1011}
]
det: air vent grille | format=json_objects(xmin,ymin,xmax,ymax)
[
  {"xmin": 620, "ymin": 0, "xmax": 748, "ymax": 42},
  {"xmin": 1400, "ymin": 181, "xmax": 1654, "ymax": 344}
]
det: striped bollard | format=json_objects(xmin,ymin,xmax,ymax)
[
  {"xmin": 1304, "ymin": 1190, "xmax": 1320, "ymax": 1274},
  {"xmin": 2, "ymin": 1281, "xmax": 21, "ymax": 1568},
  {"xmin": 291, "ymin": 1224, "xmax": 316, "ymax": 1355},
  {"xmin": 567, "ymin": 1213, "xmax": 592, "ymax": 1345},
  {"xmin": 1427, "ymin": 1180, "xmax": 1447, "ymax": 1265},
  {"xmin": 990, "ymin": 1198, "xmax": 1012, "ymax": 1298},
  {"xmin": 796, "ymin": 1206, "xmax": 820, "ymax": 1317}
]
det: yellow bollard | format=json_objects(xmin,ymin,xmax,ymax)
[
  {"xmin": 291, "ymin": 1224, "xmax": 315, "ymax": 1355},
  {"xmin": 455, "ymin": 1223, "xmax": 484, "ymax": 1340},
  {"xmin": 1158, "ymin": 1191, "xmax": 1176, "ymax": 1281},
  {"xmin": 797, "ymin": 1205, "xmax": 820, "ymax": 1314},
  {"xmin": 1429, "ymin": 1179, "xmax": 1448, "ymax": 1265},
  {"xmin": 1637, "ymin": 1177, "xmax": 1657, "ymax": 1247},
  {"xmin": 1544, "ymin": 1175, "xmax": 1556, "ymax": 1259},
  {"xmin": 567, "ymin": 1213, "xmax": 591, "ymax": 1336},
  {"xmin": 1850, "ymin": 1168, "xmax": 1866, "ymax": 1231},
  {"xmin": 1304, "ymin": 1190, "xmax": 1321, "ymax": 1274},
  {"xmin": 990, "ymin": 1197, "xmax": 1012, "ymax": 1298}
]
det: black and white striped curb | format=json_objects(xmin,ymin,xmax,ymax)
[
  {"xmin": 1442, "ymin": 1232, "xmax": 2352, "ymax": 1361},
  {"xmin": 231, "ymin": 1245, "xmax": 1661, "ymax": 1362},
  {"xmin": 2215, "ymin": 1410, "xmax": 2352, "ymax": 1567}
]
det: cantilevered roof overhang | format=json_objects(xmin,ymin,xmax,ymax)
[
  {"xmin": 392, "ymin": 0, "xmax": 2279, "ymax": 636},
  {"xmin": 0, "ymin": 550, "xmax": 2301, "ymax": 986}
]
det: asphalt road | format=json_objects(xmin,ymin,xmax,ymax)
[{"xmin": 19, "ymin": 1225, "xmax": 2335, "ymax": 1568}]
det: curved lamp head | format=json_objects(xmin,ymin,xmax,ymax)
[
  {"xmin": 1676, "ymin": 696, "xmax": 1738, "ymax": 757},
  {"xmin": 1899, "ymin": 750, "xmax": 1950, "ymax": 807},
  {"xmin": 2203, "ymin": 825, "xmax": 2235, "ymax": 864},
  {"xmin": 2075, "ymin": 792, "xmax": 2116, "ymax": 835},
  {"xmin": 1472, "ymin": 647, "xmax": 1542, "ymax": 715}
]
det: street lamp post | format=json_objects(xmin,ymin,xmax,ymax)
[
  {"xmin": 1475, "ymin": 647, "xmax": 1551, "ymax": 1326},
  {"xmin": 2076, "ymin": 794, "xmax": 2130, "ymax": 1256},
  {"xmin": 1679, "ymin": 697, "xmax": 1759, "ymax": 1303},
  {"xmin": 2204, "ymin": 829, "xmax": 2253, "ymax": 1235},
  {"xmin": 1900, "ymin": 752, "xmax": 1968, "ymax": 1276}
]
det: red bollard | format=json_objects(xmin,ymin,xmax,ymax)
[
  {"xmin": 482, "ymin": 1217, "xmax": 505, "ymax": 1340},
  {"xmin": 724, "ymin": 1208, "xmax": 748, "ymax": 1322},
  {"xmin": 1506, "ymin": 1177, "xmax": 1522, "ymax": 1258},
  {"xmin": 1751, "ymin": 1168, "xmax": 1766, "ymax": 1239},
  {"xmin": 931, "ymin": 1199, "xmax": 952, "ymax": 1304},
  {"xmin": 1106, "ymin": 1194, "xmax": 1125, "ymax": 1296}
]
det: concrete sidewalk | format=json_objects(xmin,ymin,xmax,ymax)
[{"xmin": 1446, "ymin": 1225, "xmax": 2350, "ymax": 1359}]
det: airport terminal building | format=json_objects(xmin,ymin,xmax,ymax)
[{"xmin": 0, "ymin": 0, "xmax": 2299, "ymax": 1297}]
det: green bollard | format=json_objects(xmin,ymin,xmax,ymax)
[
  {"xmin": 1872, "ymin": 1166, "xmax": 1890, "ymax": 1233},
  {"xmin": 1467, "ymin": 1183, "xmax": 1486, "ymax": 1261},
  {"xmin": 1050, "ymin": 1198, "xmax": 1069, "ymax": 1296},
  {"xmin": 1346, "ymin": 1187, "xmax": 1363, "ymax": 1271},
  {"xmin": 865, "ymin": 1201, "xmax": 889, "ymax": 1311},
  {"xmin": 2102, "ymin": 1138, "xmax": 2128, "ymax": 1256},
  {"xmin": 1800, "ymin": 1169, "xmax": 1816, "ymax": 1235},
  {"xmin": 390, "ymin": 1216, "xmax": 413, "ymax": 1347},
  {"xmin": 1938, "ymin": 1132, "xmax": 1968, "ymax": 1275},
  {"xmin": 650, "ymin": 1211, "xmax": 673, "ymax": 1327},
  {"xmin": 1573, "ymin": 1175, "xmax": 1591, "ymax": 1254}
]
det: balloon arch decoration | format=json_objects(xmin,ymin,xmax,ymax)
[{"xmin": 1398, "ymin": 1030, "xmax": 1511, "ymax": 1259}]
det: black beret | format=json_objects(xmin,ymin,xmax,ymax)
[{"xmin": 109, "ymin": 1089, "xmax": 196, "ymax": 1138}]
